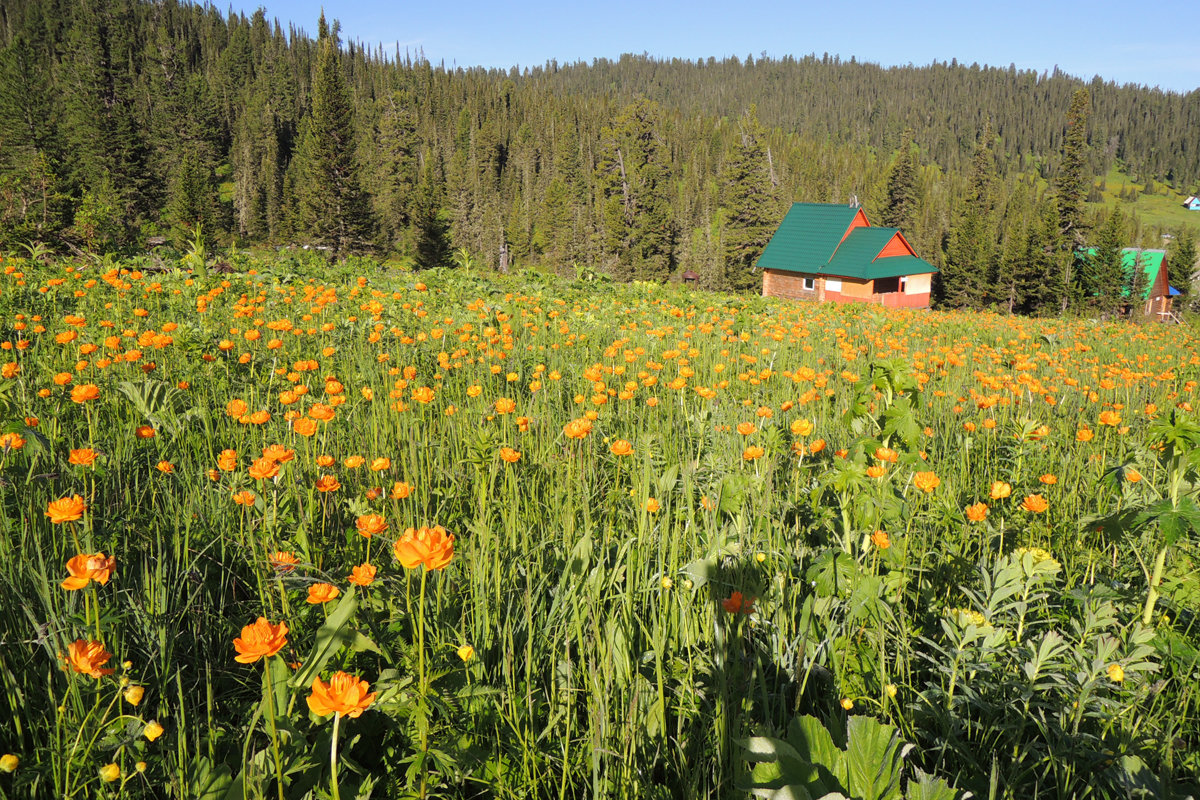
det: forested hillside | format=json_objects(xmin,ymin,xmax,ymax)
[{"xmin": 1, "ymin": 0, "xmax": 1198, "ymax": 311}]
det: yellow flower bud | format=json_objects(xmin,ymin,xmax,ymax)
[
  {"xmin": 1107, "ymin": 663, "xmax": 1125, "ymax": 683},
  {"xmin": 123, "ymin": 685, "xmax": 144, "ymax": 706},
  {"xmin": 456, "ymin": 645, "xmax": 475, "ymax": 663},
  {"xmin": 143, "ymin": 721, "xmax": 165, "ymax": 742},
  {"xmin": 885, "ymin": 684, "xmax": 898, "ymax": 699},
  {"xmin": 661, "ymin": 576, "xmax": 673, "ymax": 589},
  {"xmin": 840, "ymin": 698, "xmax": 854, "ymax": 711},
  {"xmin": 99, "ymin": 763, "xmax": 121, "ymax": 783},
  {"xmin": 135, "ymin": 761, "xmax": 147, "ymax": 773},
  {"xmin": 0, "ymin": 754, "xmax": 18, "ymax": 773}
]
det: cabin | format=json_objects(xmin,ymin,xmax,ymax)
[
  {"xmin": 756, "ymin": 202, "xmax": 937, "ymax": 307},
  {"xmin": 1081, "ymin": 247, "xmax": 1177, "ymax": 319},
  {"xmin": 1184, "ymin": 196, "xmax": 1200, "ymax": 211}
]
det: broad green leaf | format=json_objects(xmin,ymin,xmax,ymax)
[{"xmin": 290, "ymin": 591, "xmax": 360, "ymax": 689}]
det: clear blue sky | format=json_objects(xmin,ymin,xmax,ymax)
[{"xmin": 244, "ymin": 0, "xmax": 1200, "ymax": 93}]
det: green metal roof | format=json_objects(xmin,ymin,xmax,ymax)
[
  {"xmin": 755, "ymin": 203, "xmax": 862, "ymax": 272},
  {"xmin": 1081, "ymin": 248, "xmax": 1165, "ymax": 299},
  {"xmin": 755, "ymin": 202, "xmax": 938, "ymax": 279}
]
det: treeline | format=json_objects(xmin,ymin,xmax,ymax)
[{"xmin": 1, "ymin": 0, "xmax": 1197, "ymax": 312}]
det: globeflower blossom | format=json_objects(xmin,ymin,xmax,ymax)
[
  {"xmin": 62, "ymin": 639, "xmax": 114, "ymax": 678},
  {"xmin": 62, "ymin": 553, "xmax": 115, "ymax": 590},
  {"xmin": 46, "ymin": 495, "xmax": 86, "ymax": 524},
  {"xmin": 233, "ymin": 618, "xmax": 289, "ymax": 664},
  {"xmin": 307, "ymin": 672, "xmax": 376, "ymax": 718},
  {"xmin": 393, "ymin": 525, "xmax": 455, "ymax": 571}
]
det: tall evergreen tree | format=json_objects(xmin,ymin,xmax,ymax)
[
  {"xmin": 721, "ymin": 105, "xmax": 777, "ymax": 292},
  {"xmin": 412, "ymin": 154, "xmax": 451, "ymax": 270},
  {"xmin": 1055, "ymin": 89, "xmax": 1092, "ymax": 248},
  {"xmin": 1170, "ymin": 229, "xmax": 1196, "ymax": 303},
  {"xmin": 881, "ymin": 129, "xmax": 920, "ymax": 231},
  {"xmin": 595, "ymin": 97, "xmax": 676, "ymax": 282},
  {"xmin": 1085, "ymin": 205, "xmax": 1127, "ymax": 315},
  {"xmin": 941, "ymin": 127, "xmax": 996, "ymax": 308},
  {"xmin": 293, "ymin": 16, "xmax": 373, "ymax": 255}
]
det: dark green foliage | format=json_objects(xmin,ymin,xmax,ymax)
[
  {"xmin": 1085, "ymin": 205, "xmax": 1128, "ymax": 314},
  {"xmin": 412, "ymin": 156, "xmax": 451, "ymax": 270},
  {"xmin": 940, "ymin": 128, "xmax": 995, "ymax": 308},
  {"xmin": 881, "ymin": 130, "xmax": 920, "ymax": 232},
  {"xmin": 721, "ymin": 106, "xmax": 778, "ymax": 292},
  {"xmin": 1055, "ymin": 89, "xmax": 1092, "ymax": 248},
  {"xmin": 293, "ymin": 30, "xmax": 373, "ymax": 256},
  {"xmin": 595, "ymin": 97, "xmax": 676, "ymax": 282},
  {"xmin": 1171, "ymin": 230, "xmax": 1196, "ymax": 300}
]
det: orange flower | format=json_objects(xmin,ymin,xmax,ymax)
[
  {"xmin": 217, "ymin": 449, "xmax": 238, "ymax": 471},
  {"xmin": 69, "ymin": 448, "xmax": 97, "ymax": 466},
  {"xmin": 156, "ymin": 460, "xmax": 174, "ymax": 474},
  {"xmin": 989, "ymin": 481, "xmax": 1012, "ymax": 500},
  {"xmin": 248, "ymin": 457, "xmax": 279, "ymax": 481},
  {"xmin": 393, "ymin": 525, "xmax": 455, "ymax": 571},
  {"xmin": 390, "ymin": 481, "xmax": 413, "ymax": 499},
  {"xmin": 866, "ymin": 465, "xmax": 887, "ymax": 479},
  {"xmin": 225, "ymin": 399, "xmax": 248, "ymax": 418},
  {"xmin": 644, "ymin": 497, "xmax": 660, "ymax": 513},
  {"xmin": 348, "ymin": 563, "xmax": 377, "ymax": 587},
  {"xmin": 262, "ymin": 444, "xmax": 295, "ymax": 464},
  {"xmin": 307, "ymin": 583, "xmax": 340, "ymax": 604},
  {"xmin": 309, "ymin": 403, "xmax": 336, "ymax": 421},
  {"xmin": 913, "ymin": 471, "xmax": 940, "ymax": 493},
  {"xmin": 293, "ymin": 417, "xmax": 318, "ymax": 437},
  {"xmin": 62, "ymin": 639, "xmax": 114, "ymax": 678},
  {"xmin": 1039, "ymin": 474, "xmax": 1058, "ymax": 485},
  {"xmin": 563, "ymin": 418, "xmax": 593, "ymax": 439},
  {"xmin": 410, "ymin": 386, "xmax": 435, "ymax": 404},
  {"xmin": 721, "ymin": 591, "xmax": 755, "ymax": 615},
  {"xmin": 370, "ymin": 457, "xmax": 391, "ymax": 471},
  {"xmin": 270, "ymin": 552, "xmax": 299, "ymax": 572},
  {"xmin": 70, "ymin": 383, "xmax": 100, "ymax": 403},
  {"xmin": 499, "ymin": 447, "xmax": 521, "ymax": 463},
  {"xmin": 742, "ymin": 445, "xmax": 765, "ymax": 461},
  {"xmin": 62, "ymin": 553, "xmax": 115, "ymax": 590},
  {"xmin": 355, "ymin": 513, "xmax": 387, "ymax": 538},
  {"xmin": 0, "ymin": 431, "xmax": 24, "ymax": 450},
  {"xmin": 1098, "ymin": 410, "xmax": 1122, "ymax": 427},
  {"xmin": 315, "ymin": 475, "xmax": 341, "ymax": 493},
  {"xmin": 46, "ymin": 495, "xmax": 86, "ymax": 524},
  {"xmin": 736, "ymin": 421, "xmax": 756, "ymax": 436},
  {"xmin": 315, "ymin": 454, "xmax": 335, "ymax": 467},
  {"xmin": 232, "ymin": 490, "xmax": 256, "ymax": 506},
  {"xmin": 609, "ymin": 439, "xmax": 633, "ymax": 456},
  {"xmin": 135, "ymin": 425, "xmax": 156, "ymax": 439},
  {"xmin": 874, "ymin": 447, "xmax": 899, "ymax": 464},
  {"xmin": 1076, "ymin": 427, "xmax": 1095, "ymax": 442},
  {"xmin": 871, "ymin": 530, "xmax": 891, "ymax": 549},
  {"xmin": 1124, "ymin": 467, "xmax": 1143, "ymax": 483},
  {"xmin": 965, "ymin": 502, "xmax": 989, "ymax": 522},
  {"xmin": 808, "ymin": 439, "xmax": 826, "ymax": 455},
  {"xmin": 306, "ymin": 671, "xmax": 376, "ymax": 718},
  {"xmin": 1021, "ymin": 494, "xmax": 1049, "ymax": 513},
  {"xmin": 494, "ymin": 398, "xmax": 516, "ymax": 414},
  {"xmin": 233, "ymin": 617, "xmax": 289, "ymax": 664},
  {"xmin": 790, "ymin": 418, "xmax": 814, "ymax": 436}
]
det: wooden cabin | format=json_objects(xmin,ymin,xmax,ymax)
[
  {"xmin": 1082, "ymin": 247, "xmax": 1176, "ymax": 320},
  {"xmin": 1183, "ymin": 195, "xmax": 1200, "ymax": 211},
  {"xmin": 756, "ymin": 203, "xmax": 937, "ymax": 307}
]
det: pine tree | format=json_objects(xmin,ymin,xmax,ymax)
[
  {"xmin": 881, "ymin": 130, "xmax": 920, "ymax": 231},
  {"xmin": 941, "ymin": 127, "xmax": 996, "ymax": 308},
  {"xmin": 721, "ymin": 106, "xmax": 777, "ymax": 292},
  {"xmin": 595, "ymin": 97, "xmax": 676, "ymax": 282},
  {"xmin": 412, "ymin": 155, "xmax": 451, "ymax": 270},
  {"xmin": 294, "ymin": 17, "xmax": 373, "ymax": 256},
  {"xmin": 1170, "ymin": 229, "xmax": 1196, "ymax": 302}
]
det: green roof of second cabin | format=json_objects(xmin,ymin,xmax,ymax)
[
  {"xmin": 1080, "ymin": 248, "xmax": 1167, "ymax": 299},
  {"xmin": 755, "ymin": 202, "xmax": 936, "ymax": 279}
]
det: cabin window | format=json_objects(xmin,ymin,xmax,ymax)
[
  {"xmin": 802, "ymin": 277, "xmax": 815, "ymax": 291},
  {"xmin": 875, "ymin": 276, "xmax": 900, "ymax": 294},
  {"xmin": 899, "ymin": 276, "xmax": 908, "ymax": 294}
]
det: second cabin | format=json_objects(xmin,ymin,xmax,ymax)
[{"xmin": 756, "ymin": 202, "xmax": 938, "ymax": 308}]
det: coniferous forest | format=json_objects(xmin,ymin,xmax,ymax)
[{"xmin": 2, "ymin": 0, "xmax": 1199, "ymax": 312}]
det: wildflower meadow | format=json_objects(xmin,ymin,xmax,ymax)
[{"xmin": 1, "ymin": 251, "xmax": 1199, "ymax": 799}]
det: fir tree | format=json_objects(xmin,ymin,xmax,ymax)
[
  {"xmin": 941, "ymin": 127, "xmax": 996, "ymax": 308},
  {"xmin": 1085, "ymin": 205, "xmax": 1126, "ymax": 315},
  {"xmin": 412, "ymin": 155, "xmax": 451, "ymax": 270},
  {"xmin": 721, "ymin": 106, "xmax": 777, "ymax": 293},
  {"xmin": 294, "ymin": 17, "xmax": 373, "ymax": 256},
  {"xmin": 1170, "ymin": 229, "xmax": 1196, "ymax": 302}
]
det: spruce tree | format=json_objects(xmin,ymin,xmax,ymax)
[
  {"xmin": 1055, "ymin": 89, "xmax": 1091, "ymax": 248},
  {"xmin": 1170, "ymin": 230, "xmax": 1196, "ymax": 302},
  {"xmin": 1086, "ymin": 205, "xmax": 1126, "ymax": 315},
  {"xmin": 595, "ymin": 97, "xmax": 676, "ymax": 282},
  {"xmin": 941, "ymin": 127, "xmax": 996, "ymax": 308},
  {"xmin": 412, "ymin": 156, "xmax": 451, "ymax": 270},
  {"xmin": 881, "ymin": 130, "xmax": 920, "ymax": 231},
  {"xmin": 294, "ymin": 17, "xmax": 373, "ymax": 256},
  {"xmin": 721, "ymin": 106, "xmax": 777, "ymax": 293}
]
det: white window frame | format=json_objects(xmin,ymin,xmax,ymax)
[{"xmin": 802, "ymin": 277, "xmax": 815, "ymax": 291}]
